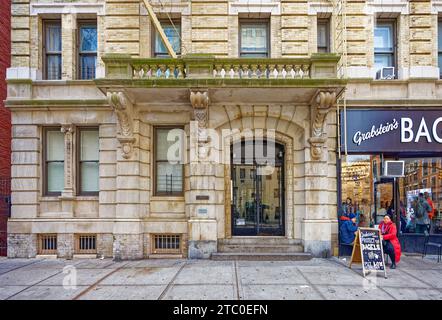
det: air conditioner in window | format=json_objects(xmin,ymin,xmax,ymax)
[
  {"xmin": 383, "ymin": 160, "xmax": 405, "ymax": 178},
  {"xmin": 376, "ymin": 67, "xmax": 395, "ymax": 80}
]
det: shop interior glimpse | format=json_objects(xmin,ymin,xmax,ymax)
[{"xmin": 340, "ymin": 155, "xmax": 442, "ymax": 234}]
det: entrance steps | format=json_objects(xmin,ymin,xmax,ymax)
[{"xmin": 211, "ymin": 237, "xmax": 312, "ymax": 261}]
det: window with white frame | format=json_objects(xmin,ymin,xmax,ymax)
[
  {"xmin": 154, "ymin": 127, "xmax": 184, "ymax": 196},
  {"xmin": 317, "ymin": 19, "xmax": 330, "ymax": 53},
  {"xmin": 240, "ymin": 21, "xmax": 269, "ymax": 57},
  {"xmin": 374, "ymin": 21, "xmax": 396, "ymax": 76},
  {"xmin": 44, "ymin": 21, "xmax": 62, "ymax": 80},
  {"xmin": 44, "ymin": 128, "xmax": 64, "ymax": 195},
  {"xmin": 154, "ymin": 21, "xmax": 181, "ymax": 57},
  {"xmin": 78, "ymin": 21, "xmax": 97, "ymax": 79},
  {"xmin": 438, "ymin": 19, "xmax": 442, "ymax": 78},
  {"xmin": 78, "ymin": 128, "xmax": 99, "ymax": 195}
]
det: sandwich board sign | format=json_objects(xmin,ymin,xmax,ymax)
[{"xmin": 349, "ymin": 227, "xmax": 387, "ymax": 278}]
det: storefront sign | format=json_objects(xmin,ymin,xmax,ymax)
[
  {"xmin": 350, "ymin": 228, "xmax": 387, "ymax": 278},
  {"xmin": 341, "ymin": 110, "xmax": 442, "ymax": 153}
]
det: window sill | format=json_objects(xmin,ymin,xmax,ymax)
[
  {"xmin": 150, "ymin": 196, "xmax": 185, "ymax": 202},
  {"xmin": 40, "ymin": 195, "xmax": 99, "ymax": 202}
]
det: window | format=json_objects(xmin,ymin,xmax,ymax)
[
  {"xmin": 154, "ymin": 21, "xmax": 181, "ymax": 57},
  {"xmin": 317, "ymin": 19, "xmax": 330, "ymax": 53},
  {"xmin": 423, "ymin": 160, "xmax": 428, "ymax": 176},
  {"xmin": 374, "ymin": 21, "xmax": 396, "ymax": 75},
  {"xmin": 78, "ymin": 21, "xmax": 97, "ymax": 79},
  {"xmin": 154, "ymin": 127, "xmax": 184, "ymax": 195},
  {"xmin": 152, "ymin": 234, "xmax": 181, "ymax": 254},
  {"xmin": 340, "ymin": 156, "xmax": 442, "ymax": 233},
  {"xmin": 78, "ymin": 128, "xmax": 99, "ymax": 195},
  {"xmin": 75, "ymin": 234, "xmax": 97, "ymax": 254},
  {"xmin": 439, "ymin": 20, "xmax": 442, "ymax": 78},
  {"xmin": 240, "ymin": 21, "xmax": 269, "ymax": 57},
  {"xmin": 44, "ymin": 21, "xmax": 62, "ymax": 80},
  {"xmin": 44, "ymin": 128, "xmax": 64, "ymax": 195},
  {"xmin": 38, "ymin": 234, "xmax": 57, "ymax": 255}
]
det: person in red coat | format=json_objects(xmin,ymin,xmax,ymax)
[{"xmin": 379, "ymin": 215, "xmax": 401, "ymax": 269}]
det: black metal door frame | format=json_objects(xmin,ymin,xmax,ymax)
[{"xmin": 231, "ymin": 140, "xmax": 285, "ymax": 236}]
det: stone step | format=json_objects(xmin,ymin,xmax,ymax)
[
  {"xmin": 211, "ymin": 252, "xmax": 313, "ymax": 261},
  {"xmin": 218, "ymin": 244, "xmax": 304, "ymax": 253},
  {"xmin": 218, "ymin": 237, "xmax": 302, "ymax": 246}
]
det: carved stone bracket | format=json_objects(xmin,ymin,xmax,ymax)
[
  {"xmin": 308, "ymin": 91, "xmax": 337, "ymax": 160},
  {"xmin": 107, "ymin": 91, "xmax": 135, "ymax": 159},
  {"xmin": 190, "ymin": 90, "xmax": 210, "ymax": 159}
]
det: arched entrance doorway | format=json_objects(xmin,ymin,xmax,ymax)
[{"xmin": 230, "ymin": 140, "xmax": 285, "ymax": 236}]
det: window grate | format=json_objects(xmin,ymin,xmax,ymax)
[
  {"xmin": 76, "ymin": 234, "xmax": 97, "ymax": 254},
  {"xmin": 152, "ymin": 234, "xmax": 181, "ymax": 254},
  {"xmin": 38, "ymin": 234, "xmax": 57, "ymax": 255}
]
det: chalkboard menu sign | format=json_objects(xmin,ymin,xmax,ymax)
[{"xmin": 349, "ymin": 228, "xmax": 387, "ymax": 278}]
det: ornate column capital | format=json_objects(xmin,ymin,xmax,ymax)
[
  {"xmin": 308, "ymin": 91, "xmax": 337, "ymax": 160},
  {"xmin": 107, "ymin": 91, "xmax": 135, "ymax": 159},
  {"xmin": 190, "ymin": 89, "xmax": 210, "ymax": 160}
]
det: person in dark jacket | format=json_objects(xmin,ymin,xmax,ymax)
[{"xmin": 340, "ymin": 213, "xmax": 358, "ymax": 245}]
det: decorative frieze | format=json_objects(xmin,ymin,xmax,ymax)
[{"xmin": 107, "ymin": 91, "xmax": 135, "ymax": 159}]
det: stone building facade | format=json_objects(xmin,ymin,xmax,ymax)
[{"xmin": 6, "ymin": 0, "xmax": 442, "ymax": 259}]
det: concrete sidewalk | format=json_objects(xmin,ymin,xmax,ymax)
[{"xmin": 0, "ymin": 255, "xmax": 441, "ymax": 300}]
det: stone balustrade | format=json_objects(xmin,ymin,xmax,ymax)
[
  {"xmin": 212, "ymin": 60, "xmax": 311, "ymax": 79},
  {"xmin": 102, "ymin": 54, "xmax": 340, "ymax": 80}
]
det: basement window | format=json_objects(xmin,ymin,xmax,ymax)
[
  {"xmin": 75, "ymin": 234, "xmax": 97, "ymax": 254},
  {"xmin": 38, "ymin": 234, "xmax": 57, "ymax": 255},
  {"xmin": 152, "ymin": 234, "xmax": 181, "ymax": 254}
]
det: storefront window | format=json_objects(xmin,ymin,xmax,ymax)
[{"xmin": 340, "ymin": 155, "xmax": 442, "ymax": 234}]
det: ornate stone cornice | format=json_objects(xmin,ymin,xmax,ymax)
[
  {"xmin": 308, "ymin": 91, "xmax": 337, "ymax": 160},
  {"xmin": 107, "ymin": 91, "xmax": 135, "ymax": 159}
]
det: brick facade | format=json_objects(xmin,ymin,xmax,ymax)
[{"xmin": 0, "ymin": 0, "xmax": 11, "ymax": 256}]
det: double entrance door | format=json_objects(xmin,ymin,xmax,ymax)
[{"xmin": 231, "ymin": 140, "xmax": 285, "ymax": 236}]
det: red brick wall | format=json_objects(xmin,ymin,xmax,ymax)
[{"xmin": 0, "ymin": 0, "xmax": 11, "ymax": 256}]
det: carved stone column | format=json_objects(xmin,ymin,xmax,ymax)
[
  {"xmin": 303, "ymin": 90, "xmax": 338, "ymax": 257},
  {"xmin": 308, "ymin": 91, "xmax": 337, "ymax": 160},
  {"xmin": 107, "ymin": 91, "xmax": 143, "ymax": 259},
  {"xmin": 59, "ymin": 124, "xmax": 75, "ymax": 217},
  {"xmin": 61, "ymin": 124, "xmax": 75, "ymax": 198},
  {"xmin": 188, "ymin": 89, "xmax": 218, "ymax": 259},
  {"xmin": 107, "ymin": 91, "xmax": 135, "ymax": 160}
]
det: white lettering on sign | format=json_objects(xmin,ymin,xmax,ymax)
[
  {"xmin": 352, "ymin": 118, "xmax": 399, "ymax": 146},
  {"xmin": 433, "ymin": 117, "xmax": 442, "ymax": 143},
  {"xmin": 415, "ymin": 118, "xmax": 432, "ymax": 143},
  {"xmin": 400, "ymin": 117, "xmax": 442, "ymax": 143},
  {"xmin": 401, "ymin": 118, "xmax": 413, "ymax": 143}
]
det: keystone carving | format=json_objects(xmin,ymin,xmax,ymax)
[
  {"xmin": 107, "ymin": 91, "xmax": 135, "ymax": 159},
  {"xmin": 190, "ymin": 90, "xmax": 210, "ymax": 159},
  {"xmin": 308, "ymin": 91, "xmax": 337, "ymax": 160}
]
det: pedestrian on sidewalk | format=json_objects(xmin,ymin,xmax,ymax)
[
  {"xmin": 415, "ymin": 193, "xmax": 432, "ymax": 235},
  {"xmin": 379, "ymin": 214, "xmax": 401, "ymax": 269}
]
